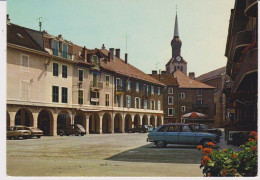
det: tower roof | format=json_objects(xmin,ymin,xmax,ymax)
[{"xmin": 174, "ymin": 12, "xmax": 179, "ymax": 37}]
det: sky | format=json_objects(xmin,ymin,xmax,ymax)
[{"xmin": 7, "ymin": 0, "xmax": 235, "ymax": 77}]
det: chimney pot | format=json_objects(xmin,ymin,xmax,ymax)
[
  {"xmin": 109, "ymin": 48, "xmax": 114, "ymax": 60},
  {"xmin": 115, "ymin": 49, "xmax": 120, "ymax": 58},
  {"xmin": 189, "ymin": 72, "xmax": 195, "ymax": 79},
  {"xmin": 161, "ymin": 71, "xmax": 166, "ymax": 74},
  {"xmin": 58, "ymin": 34, "xmax": 63, "ymax": 39},
  {"xmin": 152, "ymin": 70, "xmax": 157, "ymax": 74},
  {"xmin": 82, "ymin": 46, "xmax": 87, "ymax": 62},
  {"xmin": 102, "ymin": 44, "xmax": 105, "ymax": 49},
  {"xmin": 125, "ymin": 53, "xmax": 128, "ymax": 64},
  {"xmin": 7, "ymin": 14, "xmax": 10, "ymax": 24}
]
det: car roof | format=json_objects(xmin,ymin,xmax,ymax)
[
  {"xmin": 9, "ymin": 125, "xmax": 27, "ymax": 127},
  {"xmin": 163, "ymin": 123, "xmax": 190, "ymax": 126}
]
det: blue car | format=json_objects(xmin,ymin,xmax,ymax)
[{"xmin": 147, "ymin": 123, "xmax": 219, "ymax": 148}]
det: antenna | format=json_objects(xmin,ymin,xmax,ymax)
[
  {"xmin": 155, "ymin": 62, "xmax": 159, "ymax": 71},
  {"xmin": 36, "ymin": 17, "xmax": 43, "ymax": 31},
  {"xmin": 125, "ymin": 35, "xmax": 129, "ymax": 53}
]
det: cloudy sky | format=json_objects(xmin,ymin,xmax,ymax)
[{"xmin": 7, "ymin": 0, "xmax": 235, "ymax": 76}]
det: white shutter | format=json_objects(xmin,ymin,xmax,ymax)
[
  {"xmin": 20, "ymin": 54, "xmax": 29, "ymax": 71},
  {"xmin": 20, "ymin": 80, "xmax": 30, "ymax": 100}
]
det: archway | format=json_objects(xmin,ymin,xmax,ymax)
[
  {"xmin": 150, "ymin": 115, "xmax": 155, "ymax": 127},
  {"xmin": 7, "ymin": 112, "xmax": 10, "ymax": 129},
  {"xmin": 157, "ymin": 116, "xmax": 162, "ymax": 126},
  {"xmin": 125, "ymin": 114, "xmax": 132, "ymax": 132},
  {"xmin": 142, "ymin": 115, "xmax": 148, "ymax": 125},
  {"xmin": 57, "ymin": 111, "xmax": 71, "ymax": 132},
  {"xmin": 89, "ymin": 113, "xmax": 100, "ymax": 134},
  {"xmin": 114, "ymin": 113, "xmax": 123, "ymax": 133},
  {"xmin": 134, "ymin": 114, "xmax": 140, "ymax": 128},
  {"xmin": 102, "ymin": 113, "xmax": 112, "ymax": 133},
  {"xmin": 38, "ymin": 109, "xmax": 53, "ymax": 136},
  {"xmin": 74, "ymin": 113, "xmax": 86, "ymax": 130},
  {"xmin": 15, "ymin": 108, "xmax": 33, "ymax": 126}
]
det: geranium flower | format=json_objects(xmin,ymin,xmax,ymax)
[
  {"xmin": 197, "ymin": 145, "xmax": 203, "ymax": 151},
  {"xmin": 222, "ymin": 169, "xmax": 227, "ymax": 176},
  {"xmin": 207, "ymin": 142, "xmax": 214, "ymax": 147},
  {"xmin": 201, "ymin": 156, "xmax": 210, "ymax": 166},
  {"xmin": 223, "ymin": 149, "xmax": 226, "ymax": 152},
  {"xmin": 232, "ymin": 168, "xmax": 237, "ymax": 173},
  {"xmin": 202, "ymin": 148, "xmax": 212, "ymax": 155},
  {"xmin": 232, "ymin": 154, "xmax": 238, "ymax": 159},
  {"xmin": 251, "ymin": 146, "xmax": 257, "ymax": 151}
]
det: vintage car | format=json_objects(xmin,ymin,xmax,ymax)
[
  {"xmin": 26, "ymin": 127, "xmax": 43, "ymax": 138},
  {"xmin": 128, "ymin": 125, "xmax": 154, "ymax": 133},
  {"xmin": 58, "ymin": 124, "xmax": 86, "ymax": 136},
  {"xmin": 147, "ymin": 123, "xmax": 219, "ymax": 148},
  {"xmin": 189, "ymin": 123, "xmax": 222, "ymax": 136},
  {"xmin": 7, "ymin": 125, "xmax": 31, "ymax": 140}
]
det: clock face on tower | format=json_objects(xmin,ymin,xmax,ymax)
[{"xmin": 176, "ymin": 56, "xmax": 181, "ymax": 61}]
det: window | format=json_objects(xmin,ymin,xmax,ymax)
[
  {"xmin": 144, "ymin": 100, "xmax": 147, "ymax": 109},
  {"xmin": 62, "ymin": 87, "xmax": 68, "ymax": 103},
  {"xmin": 116, "ymin": 95, "xmax": 123, "ymax": 107},
  {"xmin": 197, "ymin": 90, "xmax": 202, "ymax": 96},
  {"xmin": 168, "ymin": 96, "xmax": 174, "ymax": 105},
  {"xmin": 143, "ymin": 84, "xmax": 146, "ymax": 95},
  {"xmin": 174, "ymin": 66, "xmax": 177, "ymax": 71},
  {"xmin": 20, "ymin": 54, "xmax": 29, "ymax": 72},
  {"xmin": 158, "ymin": 125, "xmax": 168, "ymax": 132},
  {"xmin": 168, "ymin": 108, "xmax": 175, "ymax": 116},
  {"xmin": 115, "ymin": 78, "xmax": 123, "ymax": 91},
  {"xmin": 105, "ymin": 94, "xmax": 109, "ymax": 106},
  {"xmin": 62, "ymin": 44, "xmax": 68, "ymax": 58},
  {"xmin": 127, "ymin": 81, "xmax": 131, "ymax": 91},
  {"xmin": 158, "ymin": 100, "xmax": 161, "ymax": 110},
  {"xmin": 182, "ymin": 125, "xmax": 192, "ymax": 132},
  {"xmin": 150, "ymin": 100, "xmax": 155, "ymax": 110},
  {"xmin": 62, "ymin": 65, "xmax": 67, "ymax": 78},
  {"xmin": 52, "ymin": 86, "xmax": 59, "ymax": 102},
  {"xmin": 181, "ymin": 92, "xmax": 185, "ymax": 99},
  {"xmin": 136, "ymin": 82, "xmax": 139, "ymax": 92},
  {"xmin": 53, "ymin": 63, "xmax": 59, "ymax": 76},
  {"xmin": 166, "ymin": 125, "xmax": 179, "ymax": 132},
  {"xmin": 158, "ymin": 87, "xmax": 161, "ymax": 95},
  {"xmin": 92, "ymin": 55, "xmax": 100, "ymax": 69},
  {"xmin": 135, "ymin": 97, "xmax": 141, "ymax": 109},
  {"xmin": 146, "ymin": 85, "xmax": 149, "ymax": 96},
  {"xmin": 197, "ymin": 99, "xmax": 203, "ymax": 105},
  {"xmin": 168, "ymin": 87, "xmax": 173, "ymax": 94},
  {"xmin": 93, "ymin": 74, "xmax": 98, "ymax": 87},
  {"xmin": 90, "ymin": 91, "xmax": 99, "ymax": 105},
  {"xmin": 78, "ymin": 90, "xmax": 83, "ymax": 104},
  {"xmin": 126, "ymin": 96, "xmax": 131, "ymax": 108},
  {"xmin": 52, "ymin": 40, "xmax": 59, "ymax": 56},
  {"xmin": 151, "ymin": 86, "xmax": 154, "ymax": 95},
  {"xmin": 78, "ymin": 69, "xmax": 83, "ymax": 82},
  {"xmin": 105, "ymin": 75, "xmax": 110, "ymax": 87},
  {"xmin": 20, "ymin": 80, "xmax": 30, "ymax": 100},
  {"xmin": 181, "ymin": 106, "xmax": 186, "ymax": 112}
]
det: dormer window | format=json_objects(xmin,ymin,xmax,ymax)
[
  {"xmin": 62, "ymin": 44, "xmax": 68, "ymax": 58},
  {"xmin": 92, "ymin": 55, "xmax": 100, "ymax": 69},
  {"xmin": 53, "ymin": 40, "xmax": 59, "ymax": 56}
]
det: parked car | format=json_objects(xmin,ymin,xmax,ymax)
[
  {"xmin": 147, "ymin": 123, "xmax": 219, "ymax": 148},
  {"xmin": 58, "ymin": 124, "xmax": 86, "ymax": 136},
  {"xmin": 7, "ymin": 125, "xmax": 31, "ymax": 140},
  {"xmin": 26, "ymin": 127, "xmax": 43, "ymax": 138},
  {"xmin": 189, "ymin": 123, "xmax": 222, "ymax": 136},
  {"xmin": 129, "ymin": 125, "xmax": 154, "ymax": 133}
]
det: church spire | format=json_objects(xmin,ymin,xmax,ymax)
[{"xmin": 174, "ymin": 7, "xmax": 179, "ymax": 37}]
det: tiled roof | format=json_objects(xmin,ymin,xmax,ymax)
[
  {"xmin": 99, "ymin": 49, "xmax": 166, "ymax": 86},
  {"xmin": 196, "ymin": 67, "xmax": 226, "ymax": 82},
  {"xmin": 174, "ymin": 70, "xmax": 215, "ymax": 89},
  {"xmin": 7, "ymin": 23, "xmax": 46, "ymax": 52},
  {"xmin": 149, "ymin": 74, "xmax": 179, "ymax": 86}
]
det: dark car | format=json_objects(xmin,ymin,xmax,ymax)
[
  {"xmin": 26, "ymin": 127, "xmax": 43, "ymax": 138},
  {"xmin": 190, "ymin": 123, "xmax": 222, "ymax": 136},
  {"xmin": 129, "ymin": 125, "xmax": 154, "ymax": 133},
  {"xmin": 58, "ymin": 124, "xmax": 86, "ymax": 136},
  {"xmin": 147, "ymin": 123, "xmax": 219, "ymax": 148}
]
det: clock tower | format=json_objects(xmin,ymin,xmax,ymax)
[{"xmin": 166, "ymin": 11, "xmax": 187, "ymax": 75}]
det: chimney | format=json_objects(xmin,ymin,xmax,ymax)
[
  {"xmin": 82, "ymin": 46, "xmax": 87, "ymax": 62},
  {"xmin": 102, "ymin": 44, "xmax": 105, "ymax": 50},
  {"xmin": 125, "ymin": 53, "xmax": 128, "ymax": 64},
  {"xmin": 189, "ymin": 72, "xmax": 195, "ymax": 79},
  {"xmin": 115, "ymin": 49, "xmax": 120, "ymax": 58},
  {"xmin": 58, "ymin": 34, "xmax": 63, "ymax": 39},
  {"xmin": 108, "ymin": 52, "xmax": 111, "ymax": 60},
  {"xmin": 152, "ymin": 70, "xmax": 157, "ymax": 74},
  {"xmin": 7, "ymin": 14, "xmax": 10, "ymax": 24},
  {"xmin": 109, "ymin": 48, "xmax": 114, "ymax": 60},
  {"xmin": 161, "ymin": 70, "xmax": 166, "ymax": 74}
]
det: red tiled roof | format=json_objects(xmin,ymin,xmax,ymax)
[
  {"xmin": 174, "ymin": 70, "xmax": 215, "ymax": 89},
  {"xmin": 7, "ymin": 23, "xmax": 45, "ymax": 52},
  {"xmin": 149, "ymin": 74, "xmax": 179, "ymax": 86},
  {"xmin": 99, "ymin": 49, "xmax": 165, "ymax": 86},
  {"xmin": 196, "ymin": 67, "xmax": 226, "ymax": 82}
]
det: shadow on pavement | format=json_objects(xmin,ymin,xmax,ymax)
[{"xmin": 106, "ymin": 143, "xmax": 202, "ymax": 164}]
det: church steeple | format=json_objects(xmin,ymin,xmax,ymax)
[{"xmin": 171, "ymin": 10, "xmax": 182, "ymax": 58}]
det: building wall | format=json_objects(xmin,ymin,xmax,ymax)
[{"xmin": 163, "ymin": 86, "xmax": 179, "ymax": 123}]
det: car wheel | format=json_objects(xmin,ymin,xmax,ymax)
[
  {"xmin": 155, "ymin": 141, "xmax": 166, "ymax": 148},
  {"xmin": 81, "ymin": 133, "xmax": 85, "ymax": 136},
  {"xmin": 59, "ymin": 132, "xmax": 64, "ymax": 136},
  {"xmin": 75, "ymin": 132, "xmax": 79, "ymax": 136}
]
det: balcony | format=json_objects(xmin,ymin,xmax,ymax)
[
  {"xmin": 232, "ymin": 31, "xmax": 253, "ymax": 62},
  {"xmin": 52, "ymin": 48, "xmax": 73, "ymax": 60},
  {"xmin": 90, "ymin": 81, "xmax": 103, "ymax": 91},
  {"xmin": 116, "ymin": 86, "xmax": 124, "ymax": 95},
  {"xmin": 192, "ymin": 104, "xmax": 209, "ymax": 108},
  {"xmin": 244, "ymin": 0, "xmax": 258, "ymax": 17}
]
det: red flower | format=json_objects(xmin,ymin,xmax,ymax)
[
  {"xmin": 223, "ymin": 149, "xmax": 226, "ymax": 152},
  {"xmin": 202, "ymin": 148, "xmax": 212, "ymax": 155},
  {"xmin": 197, "ymin": 145, "xmax": 203, "ymax": 151},
  {"xmin": 232, "ymin": 155, "xmax": 238, "ymax": 159},
  {"xmin": 208, "ymin": 142, "xmax": 214, "ymax": 147},
  {"xmin": 251, "ymin": 146, "xmax": 257, "ymax": 151},
  {"xmin": 222, "ymin": 169, "xmax": 227, "ymax": 176},
  {"xmin": 201, "ymin": 156, "xmax": 210, "ymax": 167}
]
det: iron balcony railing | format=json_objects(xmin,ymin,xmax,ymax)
[{"xmin": 52, "ymin": 48, "xmax": 73, "ymax": 60}]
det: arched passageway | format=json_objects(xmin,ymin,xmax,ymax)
[
  {"xmin": 38, "ymin": 109, "xmax": 53, "ymax": 136},
  {"xmin": 125, "ymin": 114, "xmax": 132, "ymax": 132},
  {"xmin": 114, "ymin": 113, "xmax": 123, "ymax": 133},
  {"xmin": 150, "ymin": 115, "xmax": 155, "ymax": 127},
  {"xmin": 57, "ymin": 111, "xmax": 71, "ymax": 132},
  {"xmin": 74, "ymin": 113, "xmax": 86, "ymax": 130},
  {"xmin": 142, "ymin": 115, "xmax": 148, "ymax": 125},
  {"xmin": 15, "ymin": 108, "xmax": 33, "ymax": 127},
  {"xmin": 89, "ymin": 113, "xmax": 100, "ymax": 134},
  {"xmin": 134, "ymin": 114, "xmax": 140, "ymax": 128},
  {"xmin": 7, "ymin": 112, "xmax": 10, "ymax": 129},
  {"xmin": 102, "ymin": 113, "xmax": 112, "ymax": 133}
]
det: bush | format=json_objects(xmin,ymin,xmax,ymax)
[{"xmin": 197, "ymin": 131, "xmax": 257, "ymax": 177}]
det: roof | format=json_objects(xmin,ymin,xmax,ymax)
[
  {"xmin": 149, "ymin": 74, "xmax": 179, "ymax": 86},
  {"xmin": 7, "ymin": 23, "xmax": 46, "ymax": 52},
  {"xmin": 174, "ymin": 13, "xmax": 179, "ymax": 37},
  {"xmin": 196, "ymin": 67, "xmax": 226, "ymax": 82},
  {"xmin": 174, "ymin": 70, "xmax": 215, "ymax": 89},
  {"xmin": 99, "ymin": 49, "xmax": 165, "ymax": 86}
]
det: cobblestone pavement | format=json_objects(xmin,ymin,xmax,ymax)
[{"xmin": 7, "ymin": 133, "xmax": 203, "ymax": 177}]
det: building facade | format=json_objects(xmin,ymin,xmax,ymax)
[
  {"xmin": 6, "ymin": 22, "xmax": 165, "ymax": 136},
  {"xmin": 223, "ymin": 0, "xmax": 258, "ymax": 142}
]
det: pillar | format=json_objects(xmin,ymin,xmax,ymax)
[
  {"xmin": 131, "ymin": 115, "xmax": 135, "ymax": 128},
  {"xmin": 9, "ymin": 111, "xmax": 16, "ymax": 126},
  {"xmin": 122, "ymin": 114, "xmax": 125, "ymax": 133},
  {"xmin": 111, "ymin": 114, "xmax": 114, "ymax": 133},
  {"xmin": 147, "ymin": 115, "xmax": 151, "ymax": 125},
  {"xmin": 139, "ymin": 115, "xmax": 143, "ymax": 126},
  {"xmin": 154, "ymin": 118, "xmax": 157, "ymax": 128},
  {"xmin": 99, "ymin": 115, "xmax": 103, "ymax": 134},
  {"xmin": 32, "ymin": 112, "xmax": 39, "ymax": 128},
  {"xmin": 85, "ymin": 115, "xmax": 89, "ymax": 134},
  {"xmin": 52, "ymin": 113, "xmax": 58, "ymax": 136}
]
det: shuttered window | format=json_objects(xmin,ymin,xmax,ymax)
[
  {"xmin": 20, "ymin": 54, "xmax": 29, "ymax": 72},
  {"xmin": 20, "ymin": 80, "xmax": 30, "ymax": 100},
  {"xmin": 52, "ymin": 86, "xmax": 59, "ymax": 102},
  {"xmin": 105, "ymin": 94, "xmax": 109, "ymax": 106},
  {"xmin": 53, "ymin": 63, "xmax": 59, "ymax": 76},
  {"xmin": 62, "ymin": 87, "xmax": 68, "ymax": 103},
  {"xmin": 62, "ymin": 65, "xmax": 67, "ymax": 78},
  {"xmin": 78, "ymin": 90, "xmax": 83, "ymax": 104}
]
